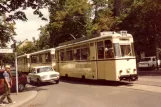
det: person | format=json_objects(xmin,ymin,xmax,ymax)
[{"xmin": 0, "ymin": 65, "xmax": 16, "ymax": 106}]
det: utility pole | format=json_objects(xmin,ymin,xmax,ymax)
[
  {"xmin": 15, "ymin": 41, "xmax": 18, "ymax": 94},
  {"xmin": 11, "ymin": 38, "xmax": 19, "ymax": 94},
  {"xmin": 155, "ymin": 37, "xmax": 159, "ymax": 71}
]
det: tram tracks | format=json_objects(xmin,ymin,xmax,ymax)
[{"xmin": 119, "ymin": 78, "xmax": 161, "ymax": 93}]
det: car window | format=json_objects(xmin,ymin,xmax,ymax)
[
  {"xmin": 141, "ymin": 58, "xmax": 151, "ymax": 61},
  {"xmin": 11, "ymin": 70, "xmax": 21, "ymax": 77},
  {"xmin": 153, "ymin": 58, "xmax": 156, "ymax": 61},
  {"xmin": 11, "ymin": 71, "xmax": 16, "ymax": 77},
  {"xmin": 38, "ymin": 67, "xmax": 53, "ymax": 73}
]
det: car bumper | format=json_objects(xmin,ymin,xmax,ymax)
[
  {"xmin": 41, "ymin": 77, "xmax": 59, "ymax": 82},
  {"xmin": 119, "ymin": 74, "xmax": 138, "ymax": 81}
]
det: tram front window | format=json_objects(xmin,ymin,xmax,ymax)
[
  {"xmin": 120, "ymin": 45, "xmax": 132, "ymax": 56},
  {"xmin": 114, "ymin": 43, "xmax": 121, "ymax": 57},
  {"xmin": 105, "ymin": 40, "xmax": 114, "ymax": 58}
]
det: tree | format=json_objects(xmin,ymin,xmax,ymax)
[
  {"xmin": 36, "ymin": 25, "xmax": 50, "ymax": 50},
  {"xmin": 0, "ymin": 0, "xmax": 50, "ymax": 21},
  {"xmin": 48, "ymin": 0, "xmax": 92, "ymax": 47},
  {"xmin": 0, "ymin": 14, "xmax": 16, "ymax": 47},
  {"xmin": 92, "ymin": 0, "xmax": 115, "ymax": 33},
  {"xmin": 0, "ymin": 0, "xmax": 50, "ymax": 46},
  {"xmin": 17, "ymin": 42, "xmax": 37, "ymax": 55},
  {"xmin": 116, "ymin": 0, "xmax": 161, "ymax": 57}
]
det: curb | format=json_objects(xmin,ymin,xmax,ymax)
[{"xmin": 7, "ymin": 91, "xmax": 38, "ymax": 107}]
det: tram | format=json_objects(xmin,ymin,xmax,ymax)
[{"xmin": 55, "ymin": 31, "xmax": 138, "ymax": 81}]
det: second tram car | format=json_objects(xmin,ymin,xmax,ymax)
[{"xmin": 17, "ymin": 48, "xmax": 56, "ymax": 74}]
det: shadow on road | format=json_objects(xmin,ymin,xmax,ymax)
[
  {"xmin": 60, "ymin": 77, "xmax": 132, "ymax": 87},
  {"xmin": 138, "ymin": 69, "xmax": 161, "ymax": 76},
  {"xmin": 24, "ymin": 82, "xmax": 56, "ymax": 92}
]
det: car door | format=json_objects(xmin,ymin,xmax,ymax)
[
  {"xmin": 0, "ymin": 72, "xmax": 4, "ymax": 93},
  {"xmin": 152, "ymin": 58, "xmax": 157, "ymax": 67},
  {"xmin": 29, "ymin": 68, "xmax": 37, "ymax": 82}
]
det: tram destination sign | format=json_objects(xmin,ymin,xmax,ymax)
[{"xmin": 0, "ymin": 49, "xmax": 13, "ymax": 53}]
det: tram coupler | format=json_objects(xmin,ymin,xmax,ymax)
[{"xmin": 120, "ymin": 74, "xmax": 138, "ymax": 81}]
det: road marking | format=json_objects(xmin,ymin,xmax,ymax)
[{"xmin": 120, "ymin": 84, "xmax": 161, "ymax": 93}]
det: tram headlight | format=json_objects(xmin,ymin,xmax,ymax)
[
  {"xmin": 119, "ymin": 70, "xmax": 123, "ymax": 74},
  {"xmin": 133, "ymin": 69, "xmax": 136, "ymax": 73}
]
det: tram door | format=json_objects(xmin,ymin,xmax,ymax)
[{"xmin": 96, "ymin": 41, "xmax": 106, "ymax": 80}]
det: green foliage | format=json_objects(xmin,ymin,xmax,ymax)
[
  {"xmin": 48, "ymin": 0, "xmax": 92, "ymax": 46},
  {"xmin": 0, "ymin": 0, "xmax": 51, "ymax": 47},
  {"xmin": 17, "ymin": 42, "xmax": 37, "ymax": 55},
  {"xmin": 36, "ymin": 25, "xmax": 50, "ymax": 50},
  {"xmin": 92, "ymin": 7, "xmax": 115, "ymax": 34},
  {"xmin": 0, "ymin": 15, "xmax": 16, "ymax": 47},
  {"xmin": 0, "ymin": 53, "xmax": 15, "ymax": 66},
  {"xmin": 117, "ymin": 0, "xmax": 161, "ymax": 50}
]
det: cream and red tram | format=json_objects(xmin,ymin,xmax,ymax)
[{"xmin": 55, "ymin": 31, "xmax": 138, "ymax": 81}]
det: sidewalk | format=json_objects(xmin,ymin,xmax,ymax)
[{"xmin": 0, "ymin": 91, "xmax": 37, "ymax": 107}]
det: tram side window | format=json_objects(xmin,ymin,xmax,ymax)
[
  {"xmin": 39, "ymin": 54, "xmax": 42, "ymax": 62},
  {"xmin": 24, "ymin": 58, "xmax": 27, "ymax": 64},
  {"xmin": 66, "ymin": 49, "xmax": 73, "ymax": 61},
  {"xmin": 97, "ymin": 41, "xmax": 104, "ymax": 59},
  {"xmin": 60, "ymin": 51, "xmax": 65, "ymax": 61},
  {"xmin": 31, "ymin": 56, "xmax": 37, "ymax": 63},
  {"xmin": 105, "ymin": 40, "xmax": 114, "ymax": 58},
  {"xmin": 81, "ymin": 47, "xmax": 90, "ymax": 60},
  {"xmin": 46, "ymin": 52, "xmax": 51, "ymax": 62},
  {"xmin": 73, "ymin": 48, "xmax": 81, "ymax": 60}
]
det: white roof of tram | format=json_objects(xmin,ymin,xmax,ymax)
[
  {"xmin": 17, "ymin": 48, "xmax": 55, "ymax": 58},
  {"xmin": 56, "ymin": 31, "xmax": 132, "ymax": 49}
]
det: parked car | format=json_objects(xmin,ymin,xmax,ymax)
[
  {"xmin": 0, "ymin": 69, "xmax": 27, "ymax": 93},
  {"xmin": 27, "ymin": 66, "xmax": 60, "ymax": 85},
  {"xmin": 137, "ymin": 56, "xmax": 159, "ymax": 70}
]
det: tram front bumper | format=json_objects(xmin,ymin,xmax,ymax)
[{"xmin": 119, "ymin": 74, "xmax": 138, "ymax": 81}]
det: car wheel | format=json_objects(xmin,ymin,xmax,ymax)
[
  {"xmin": 55, "ymin": 80, "xmax": 59, "ymax": 84},
  {"xmin": 151, "ymin": 65, "xmax": 155, "ymax": 70},
  {"xmin": 18, "ymin": 83, "xmax": 25, "ymax": 92},
  {"xmin": 37, "ymin": 79, "xmax": 41, "ymax": 86}
]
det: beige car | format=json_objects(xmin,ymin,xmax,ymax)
[{"xmin": 28, "ymin": 66, "xmax": 60, "ymax": 85}]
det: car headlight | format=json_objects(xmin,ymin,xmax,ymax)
[
  {"xmin": 57, "ymin": 74, "xmax": 60, "ymax": 78},
  {"xmin": 41, "ymin": 76, "xmax": 47, "ymax": 80}
]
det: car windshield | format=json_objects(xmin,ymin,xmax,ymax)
[
  {"xmin": 141, "ymin": 58, "xmax": 151, "ymax": 61},
  {"xmin": 37, "ymin": 67, "xmax": 53, "ymax": 73}
]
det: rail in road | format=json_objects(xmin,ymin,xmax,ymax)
[
  {"xmin": 120, "ymin": 77, "xmax": 161, "ymax": 94},
  {"xmin": 120, "ymin": 83, "xmax": 161, "ymax": 94}
]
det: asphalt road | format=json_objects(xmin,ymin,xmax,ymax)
[{"xmin": 22, "ymin": 77, "xmax": 161, "ymax": 107}]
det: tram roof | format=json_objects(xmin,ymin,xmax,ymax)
[
  {"xmin": 30, "ymin": 48, "xmax": 55, "ymax": 56},
  {"xmin": 57, "ymin": 31, "xmax": 132, "ymax": 49},
  {"xmin": 17, "ymin": 48, "xmax": 55, "ymax": 58}
]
